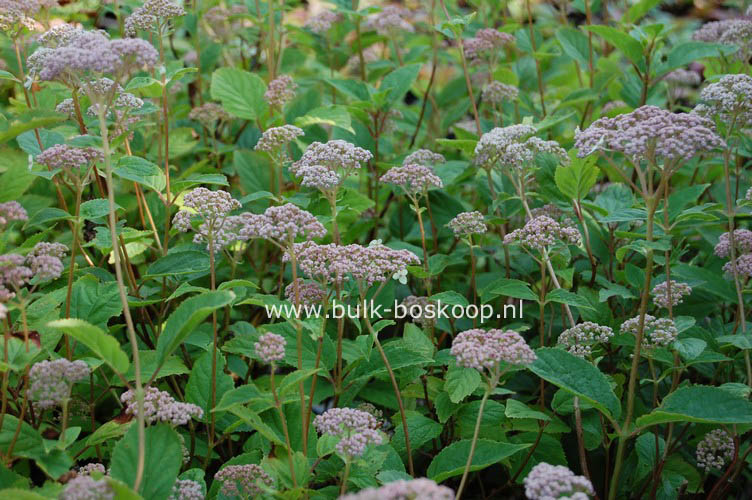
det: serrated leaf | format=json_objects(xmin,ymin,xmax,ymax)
[
  {"xmin": 210, "ymin": 67, "xmax": 267, "ymax": 120},
  {"xmin": 145, "ymin": 251, "xmax": 210, "ymax": 278},
  {"xmin": 427, "ymin": 439, "xmax": 529, "ymax": 482},
  {"xmin": 48, "ymin": 319, "xmax": 130, "ymax": 375},
  {"xmin": 635, "ymin": 385, "xmax": 752, "ymax": 427},
  {"xmin": 445, "ymin": 365, "xmax": 481, "ymax": 403},
  {"xmin": 114, "ymin": 156, "xmax": 166, "ymax": 192},
  {"xmin": 294, "ymin": 105, "xmax": 354, "ymax": 133}
]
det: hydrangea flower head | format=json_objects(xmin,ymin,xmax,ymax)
[
  {"xmin": 364, "ymin": 5, "xmax": 414, "ymax": 34},
  {"xmin": 620, "ymin": 315, "xmax": 678, "ymax": 349},
  {"xmin": 482, "ymin": 80, "xmax": 519, "ymax": 105},
  {"xmin": 340, "ymin": 478, "xmax": 454, "ymax": 500},
  {"xmin": 168, "ymin": 479, "xmax": 204, "ymax": 500},
  {"xmin": 124, "ymin": 0, "xmax": 185, "ymax": 36},
  {"xmin": 121, "ymin": 386, "xmax": 203, "ymax": 425},
  {"xmin": 447, "ymin": 211, "xmax": 487, "ymax": 237},
  {"xmin": 214, "ymin": 464, "xmax": 273, "ymax": 498},
  {"xmin": 254, "ymin": 332, "xmax": 286, "ymax": 363},
  {"xmin": 696, "ymin": 429, "xmax": 734, "ymax": 472},
  {"xmin": 305, "ymin": 9, "xmax": 341, "ymax": 34},
  {"xmin": 557, "ymin": 322, "xmax": 614, "ymax": 358},
  {"xmin": 380, "ymin": 163, "xmax": 443, "ymax": 196},
  {"xmin": 264, "ymin": 75, "xmax": 297, "ymax": 107},
  {"xmin": 0, "ymin": 201, "xmax": 27, "ymax": 229},
  {"xmin": 285, "ymin": 279, "xmax": 326, "ymax": 306},
  {"xmin": 313, "ymin": 407, "xmax": 383, "ymax": 458},
  {"xmin": 475, "ymin": 125, "xmax": 567, "ymax": 171},
  {"xmin": 59, "ymin": 475, "xmax": 114, "ymax": 500},
  {"xmin": 28, "ymin": 359, "xmax": 90, "ymax": 409},
  {"xmin": 504, "ymin": 215, "xmax": 581, "ymax": 252},
  {"xmin": 188, "ymin": 102, "xmax": 230, "ymax": 128},
  {"xmin": 237, "ymin": 203, "xmax": 326, "ymax": 244},
  {"xmin": 651, "ymin": 280, "xmax": 692, "ymax": 309},
  {"xmin": 695, "ymin": 74, "xmax": 752, "ymax": 128},
  {"xmin": 523, "ymin": 462, "xmax": 594, "ymax": 499},
  {"xmin": 403, "ymin": 149, "xmax": 445, "ymax": 167},
  {"xmin": 254, "ymin": 125, "xmax": 304, "ymax": 153},
  {"xmin": 290, "ymin": 140, "xmax": 372, "ymax": 192},
  {"xmin": 451, "ymin": 328, "xmax": 536, "ymax": 372}
]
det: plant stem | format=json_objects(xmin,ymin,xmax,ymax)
[
  {"xmin": 525, "ymin": 0, "xmax": 546, "ymax": 117},
  {"xmin": 270, "ymin": 364, "xmax": 298, "ymax": 488},
  {"xmin": 340, "ymin": 459, "xmax": 351, "ymax": 495},
  {"xmin": 455, "ymin": 380, "xmax": 494, "ymax": 500}
]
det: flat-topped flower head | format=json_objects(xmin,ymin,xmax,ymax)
[
  {"xmin": 380, "ymin": 163, "xmax": 443, "ymax": 196},
  {"xmin": 723, "ymin": 253, "xmax": 752, "ymax": 278},
  {"xmin": 696, "ymin": 429, "xmax": 734, "ymax": 472},
  {"xmin": 403, "ymin": 149, "xmax": 445, "ymax": 167},
  {"xmin": 37, "ymin": 24, "xmax": 85, "ymax": 48},
  {"xmin": 447, "ymin": 211, "xmax": 487, "ymax": 237},
  {"xmin": 60, "ymin": 475, "xmax": 113, "ymax": 500},
  {"xmin": 504, "ymin": 215, "xmax": 581, "ymax": 252},
  {"xmin": 340, "ymin": 478, "xmax": 454, "ymax": 500},
  {"xmin": 664, "ymin": 69, "xmax": 701, "ymax": 87},
  {"xmin": 464, "ymin": 28, "xmax": 515, "ymax": 63},
  {"xmin": 264, "ymin": 75, "xmax": 297, "ymax": 107},
  {"xmin": 695, "ymin": 74, "xmax": 752, "ymax": 128},
  {"xmin": 77, "ymin": 463, "xmax": 106, "ymax": 476},
  {"xmin": 28, "ymin": 359, "xmax": 90, "ymax": 409},
  {"xmin": 693, "ymin": 19, "xmax": 744, "ymax": 42},
  {"xmin": 401, "ymin": 295, "xmax": 437, "ymax": 328},
  {"xmin": 0, "ymin": 254, "xmax": 32, "ymax": 295},
  {"xmin": 168, "ymin": 479, "xmax": 203, "ymax": 500},
  {"xmin": 188, "ymin": 102, "xmax": 230, "ymax": 128},
  {"xmin": 254, "ymin": 332, "xmax": 286, "ymax": 363},
  {"xmin": 285, "ymin": 279, "xmax": 326, "ymax": 306},
  {"xmin": 305, "ymin": 9, "xmax": 341, "ymax": 34},
  {"xmin": 365, "ymin": 5, "xmax": 414, "ymax": 34},
  {"xmin": 290, "ymin": 140, "xmax": 371, "ymax": 192},
  {"xmin": 482, "ymin": 80, "xmax": 518, "ymax": 105},
  {"xmin": 173, "ymin": 188, "xmax": 242, "ymax": 252},
  {"xmin": 254, "ymin": 125, "xmax": 304, "ymax": 153},
  {"xmin": 313, "ymin": 407, "xmax": 383, "ymax": 457},
  {"xmin": 651, "ymin": 280, "xmax": 692, "ymax": 309},
  {"xmin": 215, "ymin": 464, "xmax": 273, "ymax": 498},
  {"xmin": 558, "ymin": 322, "xmax": 614, "ymax": 358},
  {"xmin": 0, "ymin": 0, "xmax": 52, "ymax": 36},
  {"xmin": 36, "ymin": 144, "xmax": 102, "ymax": 173},
  {"xmin": 719, "ymin": 20, "xmax": 752, "ymax": 60},
  {"xmin": 0, "ymin": 201, "xmax": 27, "ymax": 229},
  {"xmin": 620, "ymin": 315, "xmax": 678, "ymax": 349},
  {"xmin": 26, "ymin": 242, "xmax": 68, "ymax": 282},
  {"xmin": 524, "ymin": 462, "xmax": 594, "ymax": 499},
  {"xmin": 475, "ymin": 125, "xmax": 567, "ymax": 171},
  {"xmin": 574, "ymin": 105, "xmax": 724, "ymax": 165},
  {"xmin": 714, "ymin": 229, "xmax": 752, "ymax": 258},
  {"xmin": 121, "ymin": 386, "xmax": 203, "ymax": 426},
  {"xmin": 237, "ymin": 203, "xmax": 326, "ymax": 245},
  {"xmin": 124, "ymin": 0, "xmax": 185, "ymax": 36},
  {"xmin": 451, "ymin": 328, "xmax": 536, "ymax": 372}
]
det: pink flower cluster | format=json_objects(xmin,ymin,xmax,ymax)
[
  {"xmin": 168, "ymin": 479, "xmax": 204, "ymax": 500},
  {"xmin": 28, "ymin": 359, "xmax": 90, "ymax": 409},
  {"xmin": 290, "ymin": 140, "xmax": 372, "ymax": 191},
  {"xmin": 214, "ymin": 464, "xmax": 273, "ymax": 498},
  {"xmin": 482, "ymin": 80, "xmax": 519, "ymax": 105},
  {"xmin": 289, "ymin": 241, "xmax": 420, "ymax": 287},
  {"xmin": 36, "ymin": 144, "xmax": 102, "ymax": 170},
  {"xmin": 695, "ymin": 74, "xmax": 752, "ymax": 126},
  {"xmin": 464, "ymin": 28, "xmax": 515, "ymax": 63},
  {"xmin": 364, "ymin": 5, "xmax": 415, "ymax": 34},
  {"xmin": 651, "ymin": 280, "xmax": 692, "ymax": 309},
  {"xmin": 474, "ymin": 125, "xmax": 567, "ymax": 170},
  {"xmin": 504, "ymin": 215, "xmax": 581, "ymax": 252},
  {"xmin": 557, "ymin": 322, "xmax": 614, "ymax": 358},
  {"xmin": 172, "ymin": 188, "xmax": 242, "ymax": 252},
  {"xmin": 523, "ymin": 462, "xmax": 594, "ymax": 499},
  {"xmin": 285, "ymin": 279, "xmax": 327, "ymax": 306},
  {"xmin": 340, "ymin": 478, "xmax": 454, "ymax": 500},
  {"xmin": 254, "ymin": 332, "xmax": 286, "ymax": 363},
  {"xmin": 264, "ymin": 75, "xmax": 297, "ymax": 107},
  {"xmin": 313, "ymin": 407, "xmax": 383, "ymax": 457},
  {"xmin": 403, "ymin": 149, "xmax": 445, "ymax": 167},
  {"xmin": 305, "ymin": 9, "xmax": 341, "ymax": 34},
  {"xmin": 254, "ymin": 124, "xmax": 304, "ymax": 153},
  {"xmin": 574, "ymin": 105, "xmax": 724, "ymax": 164},
  {"xmin": 124, "ymin": 0, "xmax": 185, "ymax": 36},
  {"xmin": 620, "ymin": 315, "xmax": 678, "ymax": 349},
  {"xmin": 188, "ymin": 102, "xmax": 230, "ymax": 128},
  {"xmin": 120, "ymin": 386, "xmax": 203, "ymax": 426},
  {"xmin": 696, "ymin": 429, "xmax": 734, "ymax": 472},
  {"xmin": 380, "ymin": 163, "xmax": 443, "ymax": 195},
  {"xmin": 401, "ymin": 295, "xmax": 436, "ymax": 328},
  {"xmin": 451, "ymin": 328, "xmax": 536, "ymax": 372},
  {"xmin": 0, "ymin": 201, "xmax": 27, "ymax": 229},
  {"xmin": 447, "ymin": 211, "xmax": 487, "ymax": 237},
  {"xmin": 60, "ymin": 475, "xmax": 113, "ymax": 500},
  {"xmin": 237, "ymin": 203, "xmax": 326, "ymax": 245}
]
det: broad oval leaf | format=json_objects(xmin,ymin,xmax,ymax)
[
  {"xmin": 144, "ymin": 250, "xmax": 210, "ymax": 278},
  {"xmin": 210, "ymin": 67, "xmax": 267, "ymax": 120},
  {"xmin": 48, "ymin": 318, "xmax": 130, "ymax": 375},
  {"xmin": 635, "ymin": 385, "xmax": 752, "ymax": 427},
  {"xmin": 427, "ymin": 439, "xmax": 530, "ymax": 482}
]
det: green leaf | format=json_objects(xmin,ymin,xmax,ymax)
[
  {"xmin": 184, "ymin": 351, "xmax": 234, "ymax": 421},
  {"xmin": 435, "ymin": 139, "xmax": 478, "ymax": 155},
  {"xmin": 210, "ymin": 67, "xmax": 267, "ymax": 120},
  {"xmin": 294, "ymin": 105, "xmax": 354, "ymax": 133},
  {"xmin": 429, "ymin": 291, "xmax": 469, "ymax": 307},
  {"xmin": 0, "ymin": 111, "xmax": 66, "ymax": 144},
  {"xmin": 672, "ymin": 338, "xmax": 706, "ymax": 361},
  {"xmin": 379, "ymin": 64, "xmax": 422, "ymax": 106},
  {"xmin": 585, "ymin": 25, "xmax": 644, "ymax": 69},
  {"xmin": 716, "ymin": 334, "xmax": 752, "ymax": 350},
  {"xmin": 555, "ymin": 154, "xmax": 598, "ymax": 201},
  {"xmin": 48, "ymin": 319, "xmax": 130, "ymax": 375},
  {"xmin": 626, "ymin": 0, "xmax": 661, "ymax": 23},
  {"xmin": 154, "ymin": 291, "xmax": 235, "ymax": 371},
  {"xmin": 555, "ymin": 27, "xmax": 590, "ymax": 65},
  {"xmin": 658, "ymin": 42, "xmax": 738, "ymax": 76},
  {"xmin": 325, "ymin": 79, "xmax": 371, "ymax": 101},
  {"xmin": 529, "ymin": 348, "xmax": 621, "ymax": 418},
  {"xmin": 114, "ymin": 156, "xmax": 166, "ymax": 193},
  {"xmin": 145, "ymin": 251, "xmax": 210, "ymax": 278},
  {"xmin": 79, "ymin": 199, "xmax": 122, "ymax": 221},
  {"xmin": 545, "ymin": 289, "xmax": 595, "ymax": 310},
  {"xmin": 445, "ymin": 365, "xmax": 481, "ymax": 403},
  {"xmin": 505, "ymin": 399, "xmax": 550, "ymax": 421},
  {"xmin": 635, "ymin": 385, "xmax": 752, "ymax": 427},
  {"xmin": 110, "ymin": 424, "xmax": 182, "ymax": 500},
  {"xmin": 391, "ymin": 412, "xmax": 442, "ymax": 458},
  {"xmin": 427, "ymin": 439, "xmax": 530, "ymax": 482},
  {"xmin": 480, "ymin": 278, "xmax": 538, "ymax": 302},
  {"xmin": 69, "ymin": 275, "xmax": 123, "ymax": 329},
  {"xmin": 24, "ymin": 208, "xmax": 74, "ymax": 228},
  {"xmin": 86, "ymin": 421, "xmax": 129, "ymax": 448}
]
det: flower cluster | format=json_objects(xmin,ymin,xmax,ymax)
[
  {"xmin": 475, "ymin": 125, "xmax": 567, "ymax": 171},
  {"xmin": 695, "ymin": 74, "xmax": 752, "ymax": 128},
  {"xmin": 0, "ymin": 0, "xmax": 52, "ymax": 35},
  {"xmin": 380, "ymin": 163, "xmax": 443, "ymax": 195},
  {"xmin": 289, "ymin": 241, "xmax": 420, "ymax": 287},
  {"xmin": 0, "ymin": 254, "xmax": 31, "ymax": 300},
  {"xmin": 523, "ymin": 462, "xmax": 594, "ymax": 500},
  {"xmin": 27, "ymin": 242, "xmax": 68, "ymax": 281},
  {"xmin": 172, "ymin": 188, "xmax": 242, "ymax": 252},
  {"xmin": 28, "ymin": 359, "xmax": 90, "ymax": 409},
  {"xmin": 168, "ymin": 479, "xmax": 204, "ymax": 500},
  {"xmin": 651, "ymin": 280, "xmax": 692, "ymax": 309},
  {"xmin": 714, "ymin": 229, "xmax": 752, "ymax": 258},
  {"xmin": 264, "ymin": 75, "xmax": 297, "ymax": 107},
  {"xmin": 290, "ymin": 140, "xmax": 372, "ymax": 191},
  {"xmin": 601, "ymin": 100, "xmax": 627, "ymax": 114},
  {"xmin": 693, "ymin": 19, "xmax": 744, "ymax": 42},
  {"xmin": 254, "ymin": 125, "xmax": 304, "ymax": 154},
  {"xmin": 255, "ymin": 332, "xmax": 286, "ymax": 363},
  {"xmin": 364, "ymin": 5, "xmax": 414, "ymax": 34},
  {"xmin": 124, "ymin": 0, "xmax": 185, "ymax": 36},
  {"xmin": 401, "ymin": 295, "xmax": 437, "ymax": 328},
  {"xmin": 664, "ymin": 69, "xmax": 701, "ymax": 87},
  {"xmin": 447, "ymin": 211, "xmax": 487, "ymax": 237},
  {"xmin": 305, "ymin": 9, "xmax": 341, "ymax": 34},
  {"xmin": 504, "ymin": 215, "xmax": 581, "ymax": 252},
  {"xmin": 451, "ymin": 328, "xmax": 536, "ymax": 372},
  {"xmin": 620, "ymin": 315, "xmax": 678, "ymax": 349},
  {"xmin": 482, "ymin": 80, "xmax": 518, "ymax": 105},
  {"xmin": 30, "ymin": 29, "xmax": 159, "ymax": 86},
  {"xmin": 719, "ymin": 20, "xmax": 752, "ymax": 61},
  {"xmin": 285, "ymin": 279, "xmax": 326, "ymax": 306},
  {"xmin": 574, "ymin": 105, "xmax": 724, "ymax": 165},
  {"xmin": 0, "ymin": 201, "xmax": 28, "ymax": 229},
  {"xmin": 557, "ymin": 322, "xmax": 614, "ymax": 358},
  {"xmin": 464, "ymin": 28, "xmax": 515, "ymax": 63},
  {"xmin": 77, "ymin": 463, "xmax": 107, "ymax": 476},
  {"xmin": 696, "ymin": 429, "xmax": 735, "ymax": 472},
  {"xmin": 403, "ymin": 149, "xmax": 445, "ymax": 167},
  {"xmin": 313, "ymin": 407, "xmax": 383, "ymax": 458},
  {"xmin": 60, "ymin": 475, "xmax": 113, "ymax": 500},
  {"xmin": 726, "ymin": 253, "xmax": 752, "ymax": 277},
  {"xmin": 120, "ymin": 386, "xmax": 203, "ymax": 426},
  {"xmin": 340, "ymin": 479, "xmax": 454, "ymax": 500},
  {"xmin": 36, "ymin": 144, "xmax": 102, "ymax": 171},
  {"xmin": 214, "ymin": 464, "xmax": 273, "ymax": 498},
  {"xmin": 237, "ymin": 203, "xmax": 326, "ymax": 245},
  {"xmin": 188, "ymin": 102, "xmax": 230, "ymax": 128},
  {"xmin": 203, "ymin": 4, "xmax": 247, "ymax": 41}
]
